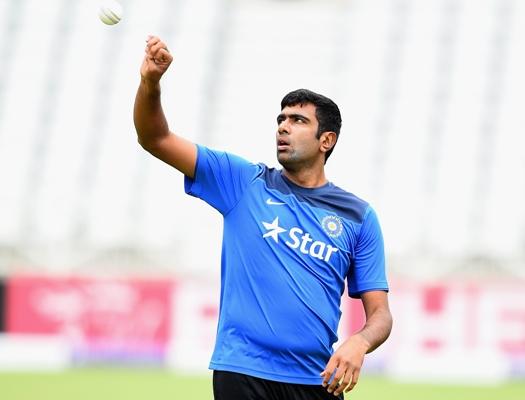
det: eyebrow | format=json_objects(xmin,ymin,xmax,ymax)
[{"xmin": 276, "ymin": 113, "xmax": 311, "ymax": 123}]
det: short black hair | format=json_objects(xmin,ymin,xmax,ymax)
[{"xmin": 280, "ymin": 89, "xmax": 342, "ymax": 162}]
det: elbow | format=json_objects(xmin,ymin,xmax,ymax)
[
  {"xmin": 136, "ymin": 126, "xmax": 171, "ymax": 153},
  {"xmin": 137, "ymin": 135, "xmax": 161, "ymax": 154},
  {"xmin": 137, "ymin": 136, "xmax": 151, "ymax": 151}
]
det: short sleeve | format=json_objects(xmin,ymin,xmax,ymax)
[
  {"xmin": 184, "ymin": 145, "xmax": 262, "ymax": 214},
  {"xmin": 347, "ymin": 206, "xmax": 389, "ymax": 298}
]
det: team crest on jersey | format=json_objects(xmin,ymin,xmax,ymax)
[{"xmin": 322, "ymin": 215, "xmax": 343, "ymax": 238}]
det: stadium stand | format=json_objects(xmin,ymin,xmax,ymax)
[{"xmin": 0, "ymin": 0, "xmax": 524, "ymax": 279}]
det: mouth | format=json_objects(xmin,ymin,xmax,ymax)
[{"xmin": 277, "ymin": 138, "xmax": 290, "ymax": 151}]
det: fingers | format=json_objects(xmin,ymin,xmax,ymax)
[
  {"xmin": 145, "ymin": 35, "xmax": 162, "ymax": 49},
  {"xmin": 145, "ymin": 36, "xmax": 172, "ymax": 64},
  {"xmin": 151, "ymin": 48, "xmax": 172, "ymax": 65},
  {"xmin": 327, "ymin": 367, "xmax": 345, "ymax": 395},
  {"xmin": 140, "ymin": 36, "xmax": 173, "ymax": 82},
  {"xmin": 320, "ymin": 359, "xmax": 337, "ymax": 388},
  {"xmin": 321, "ymin": 362, "xmax": 360, "ymax": 397},
  {"xmin": 344, "ymin": 369, "xmax": 360, "ymax": 393}
]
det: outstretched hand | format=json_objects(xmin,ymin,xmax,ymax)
[
  {"xmin": 141, "ymin": 36, "xmax": 173, "ymax": 83},
  {"xmin": 320, "ymin": 335, "xmax": 369, "ymax": 397}
]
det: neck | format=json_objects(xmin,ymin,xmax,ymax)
[{"xmin": 282, "ymin": 166, "xmax": 328, "ymax": 188}]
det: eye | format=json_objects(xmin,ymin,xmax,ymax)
[{"xmin": 294, "ymin": 117, "xmax": 305, "ymax": 123}]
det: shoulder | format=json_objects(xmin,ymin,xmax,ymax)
[
  {"xmin": 256, "ymin": 165, "xmax": 292, "ymax": 193},
  {"xmin": 196, "ymin": 145, "xmax": 264, "ymax": 174},
  {"xmin": 322, "ymin": 183, "xmax": 370, "ymax": 224}
]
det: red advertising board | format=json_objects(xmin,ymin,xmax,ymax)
[
  {"xmin": 6, "ymin": 275, "xmax": 173, "ymax": 363},
  {"xmin": 4, "ymin": 274, "xmax": 524, "ymax": 378},
  {"xmin": 340, "ymin": 280, "xmax": 525, "ymax": 381}
]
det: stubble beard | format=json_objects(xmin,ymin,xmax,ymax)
[
  {"xmin": 277, "ymin": 148, "xmax": 314, "ymax": 173},
  {"xmin": 277, "ymin": 149, "xmax": 297, "ymax": 170}
]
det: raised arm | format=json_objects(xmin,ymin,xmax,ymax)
[{"xmin": 134, "ymin": 36, "xmax": 197, "ymax": 178}]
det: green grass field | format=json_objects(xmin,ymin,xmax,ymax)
[{"xmin": 0, "ymin": 369, "xmax": 524, "ymax": 400}]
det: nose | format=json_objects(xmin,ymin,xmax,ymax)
[{"xmin": 278, "ymin": 119, "xmax": 289, "ymax": 135}]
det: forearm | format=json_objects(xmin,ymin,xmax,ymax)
[
  {"xmin": 321, "ymin": 300, "xmax": 392, "ymax": 395},
  {"xmin": 354, "ymin": 306, "xmax": 392, "ymax": 353},
  {"xmin": 133, "ymin": 78, "xmax": 170, "ymax": 149}
]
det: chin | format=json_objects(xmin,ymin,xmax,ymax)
[
  {"xmin": 277, "ymin": 156, "xmax": 297, "ymax": 172},
  {"xmin": 276, "ymin": 152, "xmax": 289, "ymax": 167}
]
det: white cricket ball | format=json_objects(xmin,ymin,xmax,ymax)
[{"xmin": 98, "ymin": 0, "xmax": 123, "ymax": 25}]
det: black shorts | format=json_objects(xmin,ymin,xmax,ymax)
[{"xmin": 213, "ymin": 370, "xmax": 344, "ymax": 400}]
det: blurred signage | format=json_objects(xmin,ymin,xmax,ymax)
[
  {"xmin": 166, "ymin": 278, "xmax": 219, "ymax": 371},
  {"xmin": 341, "ymin": 281, "xmax": 525, "ymax": 382},
  {"xmin": 3, "ymin": 275, "xmax": 524, "ymax": 380},
  {"xmin": 6, "ymin": 275, "xmax": 172, "ymax": 364}
]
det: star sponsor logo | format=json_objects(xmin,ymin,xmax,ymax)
[
  {"xmin": 262, "ymin": 217, "xmax": 287, "ymax": 242},
  {"xmin": 261, "ymin": 217, "xmax": 339, "ymax": 262}
]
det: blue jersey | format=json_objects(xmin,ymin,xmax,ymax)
[{"xmin": 184, "ymin": 145, "xmax": 388, "ymax": 384}]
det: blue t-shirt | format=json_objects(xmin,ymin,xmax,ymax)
[{"xmin": 184, "ymin": 145, "xmax": 388, "ymax": 384}]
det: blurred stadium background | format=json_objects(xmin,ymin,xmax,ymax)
[{"xmin": 0, "ymin": 0, "xmax": 524, "ymax": 398}]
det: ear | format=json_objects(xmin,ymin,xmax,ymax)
[{"xmin": 319, "ymin": 131, "xmax": 337, "ymax": 154}]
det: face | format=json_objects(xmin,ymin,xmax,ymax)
[{"xmin": 276, "ymin": 103, "xmax": 321, "ymax": 170}]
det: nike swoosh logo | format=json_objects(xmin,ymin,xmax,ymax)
[{"xmin": 266, "ymin": 198, "xmax": 286, "ymax": 206}]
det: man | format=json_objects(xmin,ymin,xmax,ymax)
[{"xmin": 134, "ymin": 36, "xmax": 393, "ymax": 399}]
